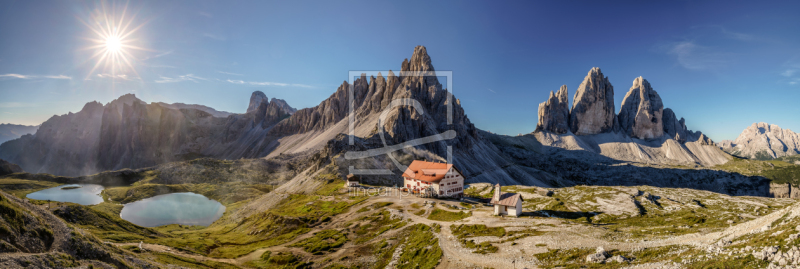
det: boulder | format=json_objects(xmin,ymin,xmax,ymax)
[
  {"xmin": 570, "ymin": 67, "xmax": 617, "ymax": 135},
  {"xmin": 586, "ymin": 247, "xmax": 609, "ymax": 263},
  {"xmin": 606, "ymin": 255, "xmax": 630, "ymax": 263},
  {"xmin": 618, "ymin": 77, "xmax": 663, "ymax": 140},
  {"xmin": 535, "ymin": 85, "xmax": 570, "ymax": 134}
]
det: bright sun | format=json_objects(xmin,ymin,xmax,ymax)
[
  {"xmin": 80, "ymin": 2, "xmax": 148, "ymax": 80},
  {"xmin": 105, "ymin": 35, "xmax": 122, "ymax": 54}
]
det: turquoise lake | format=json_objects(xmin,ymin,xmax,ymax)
[
  {"xmin": 26, "ymin": 184, "xmax": 105, "ymax": 205},
  {"xmin": 119, "ymin": 192, "xmax": 226, "ymax": 227}
]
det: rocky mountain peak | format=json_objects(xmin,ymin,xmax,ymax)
[
  {"xmin": 247, "ymin": 91, "xmax": 268, "ymax": 113},
  {"xmin": 724, "ymin": 122, "xmax": 800, "ymax": 159},
  {"xmin": 270, "ymin": 45, "xmax": 476, "ymax": 155},
  {"xmin": 618, "ymin": 77, "xmax": 664, "ymax": 140},
  {"xmin": 536, "ymin": 85, "xmax": 570, "ymax": 134},
  {"xmin": 109, "ymin": 93, "xmax": 144, "ymax": 106},
  {"xmin": 270, "ymin": 98, "xmax": 297, "ymax": 114},
  {"xmin": 569, "ymin": 67, "xmax": 617, "ymax": 135},
  {"xmin": 404, "ymin": 45, "xmax": 435, "ymax": 72}
]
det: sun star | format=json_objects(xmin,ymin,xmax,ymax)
[{"xmin": 79, "ymin": 1, "xmax": 149, "ymax": 80}]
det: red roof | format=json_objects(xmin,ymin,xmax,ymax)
[{"xmin": 401, "ymin": 160, "xmax": 455, "ymax": 183}]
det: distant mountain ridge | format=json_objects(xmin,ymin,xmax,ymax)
[
  {"xmin": 0, "ymin": 93, "xmax": 296, "ymax": 176},
  {"xmin": 719, "ymin": 122, "xmax": 800, "ymax": 160},
  {"xmin": 153, "ymin": 102, "xmax": 234, "ymax": 118},
  {"xmin": 0, "ymin": 123, "xmax": 39, "ymax": 144}
]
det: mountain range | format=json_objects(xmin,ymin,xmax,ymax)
[
  {"xmin": 0, "ymin": 92, "xmax": 295, "ymax": 176},
  {"xmin": 0, "ymin": 46, "xmax": 771, "ymax": 196},
  {"xmin": 0, "ymin": 123, "xmax": 39, "ymax": 144},
  {"xmin": 718, "ymin": 122, "xmax": 800, "ymax": 160}
]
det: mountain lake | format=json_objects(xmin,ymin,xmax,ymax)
[
  {"xmin": 119, "ymin": 192, "xmax": 226, "ymax": 227},
  {"xmin": 26, "ymin": 184, "xmax": 105, "ymax": 205}
]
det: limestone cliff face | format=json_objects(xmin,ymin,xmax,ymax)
[
  {"xmin": 618, "ymin": 77, "xmax": 664, "ymax": 140},
  {"xmin": 569, "ymin": 67, "xmax": 617, "ymax": 135},
  {"xmin": 723, "ymin": 122, "xmax": 800, "ymax": 159},
  {"xmin": 535, "ymin": 85, "xmax": 570, "ymax": 134}
]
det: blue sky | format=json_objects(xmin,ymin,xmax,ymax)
[{"xmin": 0, "ymin": 0, "xmax": 798, "ymax": 141}]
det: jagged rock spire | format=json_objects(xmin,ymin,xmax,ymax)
[
  {"xmin": 247, "ymin": 91, "xmax": 268, "ymax": 114},
  {"xmin": 618, "ymin": 77, "xmax": 664, "ymax": 140},
  {"xmin": 569, "ymin": 67, "xmax": 617, "ymax": 135},
  {"xmin": 536, "ymin": 85, "xmax": 570, "ymax": 134}
]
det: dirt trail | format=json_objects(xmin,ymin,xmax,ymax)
[{"xmin": 113, "ymin": 242, "xmax": 239, "ymax": 264}]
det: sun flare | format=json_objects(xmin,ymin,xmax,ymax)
[{"xmin": 79, "ymin": 2, "xmax": 148, "ymax": 80}]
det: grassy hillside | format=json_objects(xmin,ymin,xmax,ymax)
[
  {"xmin": 0, "ymin": 190, "xmax": 159, "ymax": 268},
  {"xmin": 714, "ymin": 157, "xmax": 800, "ymax": 186},
  {"xmin": 777, "ymin": 154, "xmax": 800, "ymax": 164}
]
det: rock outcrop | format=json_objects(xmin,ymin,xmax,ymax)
[
  {"xmin": 246, "ymin": 91, "xmax": 269, "ymax": 113},
  {"xmin": 663, "ymin": 108, "xmax": 689, "ymax": 143},
  {"xmin": 570, "ymin": 68, "xmax": 617, "ymax": 135},
  {"xmin": 618, "ymin": 77, "xmax": 663, "ymax": 140},
  {"xmin": 770, "ymin": 183, "xmax": 799, "ymax": 199},
  {"xmin": 717, "ymin": 139, "xmax": 735, "ymax": 150},
  {"xmin": 722, "ymin": 122, "xmax": 800, "ymax": 159},
  {"xmin": 661, "ymin": 107, "xmax": 712, "ymax": 145},
  {"xmin": 535, "ymin": 85, "xmax": 570, "ymax": 134},
  {"xmin": 270, "ymin": 98, "xmax": 297, "ymax": 114}
]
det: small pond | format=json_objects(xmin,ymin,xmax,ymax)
[
  {"xmin": 26, "ymin": 184, "xmax": 105, "ymax": 205},
  {"xmin": 119, "ymin": 192, "xmax": 226, "ymax": 227}
]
